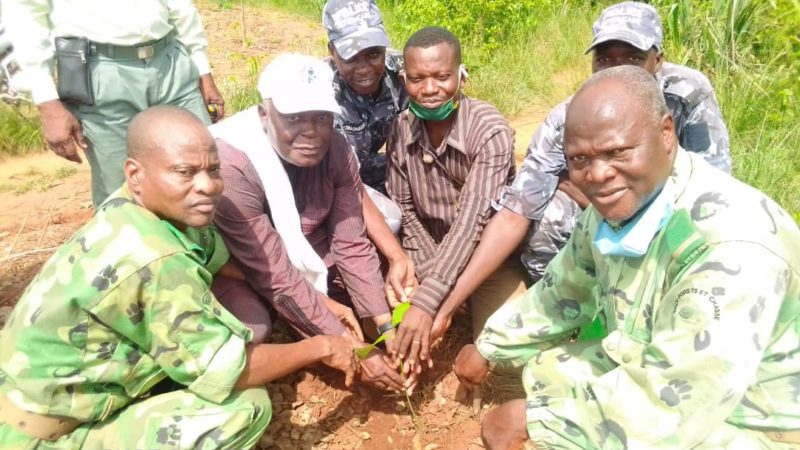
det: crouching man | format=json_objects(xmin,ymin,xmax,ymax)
[
  {"xmin": 0, "ymin": 106, "xmax": 357, "ymax": 449},
  {"xmin": 456, "ymin": 66, "xmax": 800, "ymax": 449},
  {"xmin": 210, "ymin": 54, "xmax": 404, "ymax": 391}
]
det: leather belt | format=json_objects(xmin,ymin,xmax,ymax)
[
  {"xmin": 765, "ymin": 430, "xmax": 800, "ymax": 445},
  {"xmin": 0, "ymin": 392, "xmax": 82, "ymax": 440},
  {"xmin": 89, "ymin": 33, "xmax": 171, "ymax": 60}
]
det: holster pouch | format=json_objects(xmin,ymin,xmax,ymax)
[{"xmin": 55, "ymin": 37, "xmax": 94, "ymax": 106}]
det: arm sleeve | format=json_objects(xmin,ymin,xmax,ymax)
[
  {"xmin": 681, "ymin": 88, "xmax": 732, "ymax": 174},
  {"xmin": 386, "ymin": 123, "xmax": 439, "ymax": 276},
  {"xmin": 494, "ymin": 100, "xmax": 568, "ymax": 220},
  {"xmin": 214, "ymin": 154, "xmax": 345, "ymax": 336},
  {"xmin": 326, "ymin": 144, "xmax": 390, "ymax": 319},
  {"xmin": 166, "ymin": 0, "xmax": 211, "ymax": 74},
  {"xmin": 476, "ymin": 214, "xmax": 598, "ymax": 367},
  {"xmin": 0, "ymin": 0, "xmax": 59, "ymax": 103},
  {"xmin": 521, "ymin": 242, "xmax": 791, "ymax": 449},
  {"xmin": 89, "ymin": 255, "xmax": 251, "ymax": 403},
  {"xmin": 411, "ymin": 127, "xmax": 516, "ymax": 316}
]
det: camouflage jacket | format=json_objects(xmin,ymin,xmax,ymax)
[
  {"xmin": 329, "ymin": 51, "xmax": 409, "ymax": 193},
  {"xmin": 497, "ymin": 62, "xmax": 732, "ymax": 221},
  {"xmin": 478, "ymin": 148, "xmax": 800, "ymax": 447},
  {"xmin": 0, "ymin": 186, "xmax": 250, "ymax": 422}
]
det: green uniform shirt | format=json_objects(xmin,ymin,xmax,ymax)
[
  {"xmin": 477, "ymin": 149, "xmax": 800, "ymax": 448},
  {"xmin": 0, "ymin": 186, "xmax": 251, "ymax": 423}
]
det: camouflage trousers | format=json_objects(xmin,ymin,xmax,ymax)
[
  {"xmin": 521, "ymin": 190, "xmax": 583, "ymax": 282},
  {"xmin": 0, "ymin": 387, "xmax": 271, "ymax": 449},
  {"xmin": 521, "ymin": 341, "xmax": 794, "ymax": 449}
]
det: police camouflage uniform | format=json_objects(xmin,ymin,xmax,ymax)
[
  {"xmin": 329, "ymin": 50, "xmax": 409, "ymax": 194},
  {"xmin": 497, "ymin": 62, "xmax": 731, "ymax": 282},
  {"xmin": 478, "ymin": 149, "xmax": 800, "ymax": 449},
  {"xmin": 0, "ymin": 186, "xmax": 270, "ymax": 449}
]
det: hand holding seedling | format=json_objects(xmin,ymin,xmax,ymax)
[{"xmin": 391, "ymin": 305, "xmax": 436, "ymax": 375}]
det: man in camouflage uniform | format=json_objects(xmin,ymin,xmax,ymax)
[
  {"xmin": 426, "ymin": 4, "xmax": 732, "ymax": 326},
  {"xmin": 506, "ymin": 1, "xmax": 731, "ymax": 281},
  {"xmin": 323, "ymin": 0, "xmax": 409, "ymax": 194},
  {"xmin": 0, "ymin": 106, "xmax": 357, "ymax": 449},
  {"xmin": 323, "ymin": 0, "xmax": 417, "ymax": 306},
  {"xmin": 455, "ymin": 66, "xmax": 800, "ymax": 449}
]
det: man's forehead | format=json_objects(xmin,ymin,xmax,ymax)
[{"xmin": 404, "ymin": 44, "xmax": 456, "ymax": 67}]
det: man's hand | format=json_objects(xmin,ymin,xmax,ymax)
[
  {"xmin": 199, "ymin": 74, "xmax": 224, "ymax": 122},
  {"xmin": 391, "ymin": 305, "xmax": 434, "ymax": 372},
  {"xmin": 359, "ymin": 348, "xmax": 404, "ymax": 391},
  {"xmin": 323, "ymin": 296, "xmax": 364, "ymax": 342},
  {"xmin": 37, "ymin": 100, "xmax": 86, "ymax": 163},
  {"xmin": 557, "ymin": 179, "xmax": 590, "ymax": 209},
  {"xmin": 384, "ymin": 254, "xmax": 418, "ymax": 308},
  {"xmin": 315, "ymin": 335, "xmax": 360, "ymax": 387},
  {"xmin": 430, "ymin": 311, "xmax": 454, "ymax": 346},
  {"xmin": 454, "ymin": 344, "xmax": 490, "ymax": 392}
]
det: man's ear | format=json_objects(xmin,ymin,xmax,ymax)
[
  {"xmin": 661, "ymin": 113, "xmax": 677, "ymax": 156},
  {"xmin": 124, "ymin": 158, "xmax": 143, "ymax": 192},
  {"xmin": 654, "ymin": 51, "xmax": 664, "ymax": 73}
]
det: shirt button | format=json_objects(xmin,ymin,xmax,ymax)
[
  {"xmin": 621, "ymin": 354, "xmax": 632, "ymax": 363},
  {"xmin": 606, "ymin": 343, "xmax": 616, "ymax": 352}
]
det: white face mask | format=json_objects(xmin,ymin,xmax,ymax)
[{"xmin": 593, "ymin": 182, "xmax": 674, "ymax": 257}]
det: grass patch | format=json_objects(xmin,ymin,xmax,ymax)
[
  {"xmin": 0, "ymin": 165, "xmax": 77, "ymax": 195},
  {"xmin": 0, "ymin": 104, "xmax": 44, "ymax": 159}
]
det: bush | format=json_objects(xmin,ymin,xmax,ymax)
[{"xmin": 0, "ymin": 104, "xmax": 44, "ymax": 158}]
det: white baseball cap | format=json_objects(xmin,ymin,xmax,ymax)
[{"xmin": 257, "ymin": 53, "xmax": 342, "ymax": 115}]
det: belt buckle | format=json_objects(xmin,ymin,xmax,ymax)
[{"xmin": 136, "ymin": 45, "xmax": 155, "ymax": 59}]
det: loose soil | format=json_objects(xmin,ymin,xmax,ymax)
[{"xmin": 0, "ymin": 2, "xmax": 544, "ymax": 448}]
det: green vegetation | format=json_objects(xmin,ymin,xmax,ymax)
[
  {"xmin": 0, "ymin": 165, "xmax": 77, "ymax": 195},
  {"xmin": 263, "ymin": 0, "xmax": 800, "ymax": 219},
  {"xmin": 0, "ymin": 104, "xmax": 44, "ymax": 158}
]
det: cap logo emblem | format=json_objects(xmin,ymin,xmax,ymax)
[{"xmin": 301, "ymin": 66, "xmax": 317, "ymax": 84}]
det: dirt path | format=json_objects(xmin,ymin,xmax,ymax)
[{"xmin": 0, "ymin": 2, "xmax": 549, "ymax": 449}]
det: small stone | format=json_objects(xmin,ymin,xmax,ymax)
[
  {"xmin": 359, "ymin": 431, "xmax": 371, "ymax": 440},
  {"xmin": 290, "ymin": 429, "xmax": 300, "ymax": 440},
  {"xmin": 425, "ymin": 444, "xmax": 440, "ymax": 450}
]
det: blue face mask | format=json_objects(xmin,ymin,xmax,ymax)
[{"xmin": 593, "ymin": 183, "xmax": 674, "ymax": 257}]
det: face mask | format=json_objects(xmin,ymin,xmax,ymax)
[
  {"xmin": 407, "ymin": 66, "xmax": 465, "ymax": 122},
  {"xmin": 593, "ymin": 183, "xmax": 674, "ymax": 257},
  {"xmin": 409, "ymin": 98, "xmax": 458, "ymax": 121}
]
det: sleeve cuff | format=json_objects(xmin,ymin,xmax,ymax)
[
  {"xmin": 29, "ymin": 72, "xmax": 60, "ymax": 105},
  {"xmin": 188, "ymin": 333, "xmax": 247, "ymax": 403},
  {"xmin": 191, "ymin": 51, "xmax": 212, "ymax": 75},
  {"xmin": 411, "ymin": 277, "xmax": 449, "ymax": 316},
  {"xmin": 318, "ymin": 314, "xmax": 347, "ymax": 336}
]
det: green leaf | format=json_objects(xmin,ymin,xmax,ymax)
[
  {"xmin": 354, "ymin": 302, "xmax": 412, "ymax": 359},
  {"xmin": 392, "ymin": 301, "xmax": 411, "ymax": 327}
]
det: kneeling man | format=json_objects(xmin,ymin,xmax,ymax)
[
  {"xmin": 456, "ymin": 66, "xmax": 800, "ymax": 449},
  {"xmin": 210, "ymin": 54, "xmax": 403, "ymax": 391},
  {"xmin": 387, "ymin": 27, "xmax": 527, "ymax": 372},
  {"xmin": 0, "ymin": 106, "xmax": 357, "ymax": 448}
]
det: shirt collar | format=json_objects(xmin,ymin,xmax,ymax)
[
  {"xmin": 116, "ymin": 185, "xmax": 209, "ymax": 263},
  {"xmin": 407, "ymin": 94, "xmax": 469, "ymax": 155}
]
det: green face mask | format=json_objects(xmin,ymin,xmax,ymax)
[{"xmin": 409, "ymin": 98, "xmax": 458, "ymax": 121}]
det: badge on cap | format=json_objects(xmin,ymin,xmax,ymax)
[{"xmin": 422, "ymin": 153, "xmax": 435, "ymax": 164}]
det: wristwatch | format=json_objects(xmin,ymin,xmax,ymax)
[{"xmin": 377, "ymin": 321, "xmax": 394, "ymax": 335}]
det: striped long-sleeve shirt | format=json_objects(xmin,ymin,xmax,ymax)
[{"xmin": 386, "ymin": 96, "xmax": 516, "ymax": 316}]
